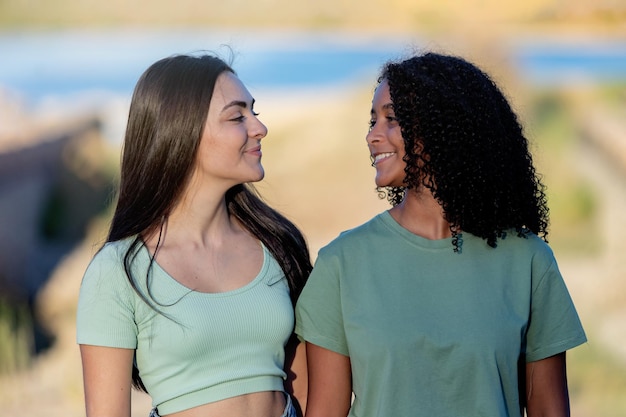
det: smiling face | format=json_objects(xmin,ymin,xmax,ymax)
[
  {"xmin": 366, "ymin": 79, "xmax": 407, "ymax": 188},
  {"xmin": 194, "ymin": 71, "xmax": 268, "ymax": 189}
]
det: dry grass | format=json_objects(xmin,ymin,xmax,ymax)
[{"xmin": 0, "ymin": 0, "xmax": 624, "ymax": 37}]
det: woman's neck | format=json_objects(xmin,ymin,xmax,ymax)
[
  {"xmin": 389, "ymin": 188, "xmax": 452, "ymax": 240},
  {"xmin": 145, "ymin": 182, "xmax": 241, "ymax": 250}
]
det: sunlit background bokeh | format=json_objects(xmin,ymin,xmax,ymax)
[{"xmin": 0, "ymin": 1, "xmax": 625, "ymax": 416}]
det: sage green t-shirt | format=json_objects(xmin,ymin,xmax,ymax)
[
  {"xmin": 77, "ymin": 238, "xmax": 291, "ymax": 415},
  {"xmin": 296, "ymin": 211, "xmax": 586, "ymax": 417}
]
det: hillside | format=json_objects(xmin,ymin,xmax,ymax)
[{"xmin": 0, "ymin": 0, "xmax": 624, "ymax": 36}]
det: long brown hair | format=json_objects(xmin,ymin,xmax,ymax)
[{"xmin": 107, "ymin": 54, "xmax": 311, "ymax": 391}]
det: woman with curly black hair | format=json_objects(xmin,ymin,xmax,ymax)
[{"xmin": 296, "ymin": 52, "xmax": 586, "ymax": 417}]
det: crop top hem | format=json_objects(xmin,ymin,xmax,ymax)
[{"xmin": 156, "ymin": 375, "xmax": 285, "ymax": 415}]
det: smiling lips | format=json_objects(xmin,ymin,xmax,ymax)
[
  {"xmin": 372, "ymin": 152, "xmax": 396, "ymax": 165},
  {"xmin": 246, "ymin": 146, "xmax": 262, "ymax": 156}
]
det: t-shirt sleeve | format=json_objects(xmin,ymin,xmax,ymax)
[
  {"xmin": 525, "ymin": 254, "xmax": 587, "ymax": 362},
  {"xmin": 295, "ymin": 248, "xmax": 349, "ymax": 356},
  {"xmin": 76, "ymin": 245, "xmax": 138, "ymax": 349}
]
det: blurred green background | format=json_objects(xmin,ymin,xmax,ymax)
[{"xmin": 0, "ymin": 1, "xmax": 624, "ymax": 416}]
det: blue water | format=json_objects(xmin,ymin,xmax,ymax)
[
  {"xmin": 0, "ymin": 29, "xmax": 407, "ymax": 101},
  {"xmin": 0, "ymin": 29, "xmax": 625, "ymax": 102},
  {"xmin": 514, "ymin": 40, "xmax": 626, "ymax": 86}
]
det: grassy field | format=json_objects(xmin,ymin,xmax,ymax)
[{"xmin": 0, "ymin": 0, "xmax": 624, "ymax": 36}]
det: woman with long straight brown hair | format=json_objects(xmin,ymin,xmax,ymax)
[{"xmin": 77, "ymin": 53, "xmax": 311, "ymax": 417}]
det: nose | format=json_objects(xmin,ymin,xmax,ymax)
[
  {"xmin": 366, "ymin": 123, "xmax": 381, "ymax": 145},
  {"xmin": 251, "ymin": 116, "xmax": 268, "ymax": 140}
]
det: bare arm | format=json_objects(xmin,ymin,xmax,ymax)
[
  {"xmin": 80, "ymin": 344, "xmax": 135, "ymax": 417},
  {"xmin": 304, "ymin": 342, "xmax": 352, "ymax": 417},
  {"xmin": 525, "ymin": 352, "xmax": 571, "ymax": 417},
  {"xmin": 285, "ymin": 335, "xmax": 308, "ymax": 417}
]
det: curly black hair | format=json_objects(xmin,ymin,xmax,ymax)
[{"xmin": 379, "ymin": 52, "xmax": 549, "ymax": 249}]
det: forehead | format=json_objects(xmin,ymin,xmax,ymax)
[
  {"xmin": 372, "ymin": 79, "xmax": 392, "ymax": 107},
  {"xmin": 211, "ymin": 72, "xmax": 252, "ymax": 106}
]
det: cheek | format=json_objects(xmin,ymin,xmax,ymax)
[{"xmin": 389, "ymin": 128, "xmax": 404, "ymax": 146}]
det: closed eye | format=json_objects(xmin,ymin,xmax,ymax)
[
  {"xmin": 223, "ymin": 98, "xmax": 259, "ymax": 121},
  {"xmin": 229, "ymin": 109, "xmax": 260, "ymax": 122}
]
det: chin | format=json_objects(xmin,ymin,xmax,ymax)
[
  {"xmin": 375, "ymin": 179, "xmax": 404, "ymax": 189},
  {"xmin": 250, "ymin": 168, "xmax": 265, "ymax": 183},
  {"xmin": 375, "ymin": 175, "xmax": 396, "ymax": 188}
]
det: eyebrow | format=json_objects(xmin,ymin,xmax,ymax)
[{"xmin": 221, "ymin": 98, "xmax": 255, "ymax": 113}]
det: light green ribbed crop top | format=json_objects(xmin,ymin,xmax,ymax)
[{"xmin": 76, "ymin": 237, "xmax": 292, "ymax": 415}]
